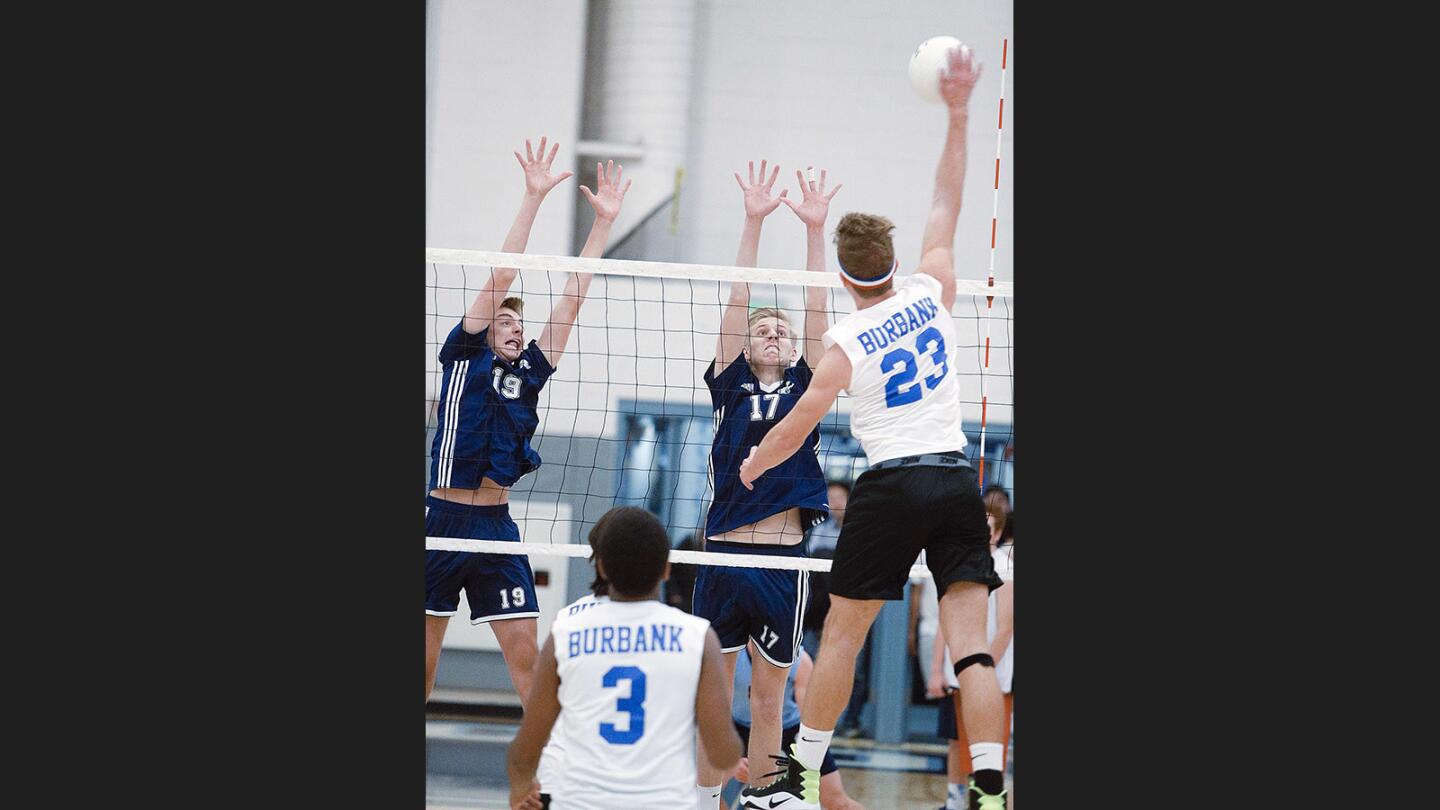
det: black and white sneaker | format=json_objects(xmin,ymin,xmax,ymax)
[{"xmin": 737, "ymin": 749, "xmax": 820, "ymax": 809}]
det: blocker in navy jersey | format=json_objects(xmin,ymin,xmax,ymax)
[
  {"xmin": 703, "ymin": 352, "xmax": 828, "ymax": 538},
  {"xmin": 691, "ymin": 540, "xmax": 809, "ymax": 666},
  {"xmin": 425, "ymin": 496, "xmax": 540, "ymax": 623},
  {"xmin": 430, "ymin": 323, "xmax": 556, "ymax": 491}
]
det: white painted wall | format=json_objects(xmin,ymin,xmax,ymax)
[
  {"xmin": 678, "ymin": 0, "xmax": 1013, "ymax": 285},
  {"xmin": 426, "ymin": 0, "xmax": 589, "ymax": 253},
  {"xmin": 427, "ymin": 0, "xmax": 1014, "ymax": 441}
]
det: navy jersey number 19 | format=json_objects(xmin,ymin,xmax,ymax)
[
  {"xmin": 599, "ymin": 665, "xmax": 647, "ymax": 744},
  {"xmin": 881, "ymin": 326, "xmax": 949, "ymax": 408}
]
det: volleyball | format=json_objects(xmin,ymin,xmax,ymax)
[{"xmin": 908, "ymin": 36, "xmax": 967, "ymax": 103}]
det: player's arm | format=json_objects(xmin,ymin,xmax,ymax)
[
  {"xmin": 927, "ymin": 625, "xmax": 949, "ymax": 698},
  {"xmin": 989, "ymin": 578, "xmax": 1014, "ymax": 663},
  {"xmin": 738, "ymin": 342, "xmax": 851, "ymax": 490},
  {"xmin": 695, "ymin": 628, "xmax": 744, "ymax": 771},
  {"xmin": 907, "ymin": 578, "xmax": 923, "ymax": 657},
  {"xmin": 715, "ymin": 161, "xmax": 786, "ymax": 374},
  {"xmin": 792, "ymin": 648, "xmax": 814, "ymax": 707},
  {"xmin": 916, "ymin": 47, "xmax": 983, "ymax": 315},
  {"xmin": 781, "ymin": 167, "xmax": 843, "ymax": 368},
  {"xmin": 537, "ymin": 160, "xmax": 631, "ymax": 368},
  {"xmin": 465, "ymin": 137, "xmax": 574, "ymax": 336},
  {"xmin": 506, "ymin": 634, "xmax": 561, "ymax": 810}
]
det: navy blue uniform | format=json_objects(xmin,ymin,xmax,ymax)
[
  {"xmin": 703, "ymin": 353, "xmax": 828, "ymax": 538},
  {"xmin": 429, "ymin": 323, "xmax": 555, "ymax": 490},
  {"xmin": 693, "ymin": 540, "xmax": 810, "ymax": 665},
  {"xmin": 692, "ymin": 353, "xmax": 828, "ymax": 666},
  {"xmin": 426, "ymin": 322, "xmax": 554, "ymax": 623},
  {"xmin": 425, "ymin": 497, "xmax": 538, "ymax": 623}
]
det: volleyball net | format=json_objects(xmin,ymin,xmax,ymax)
[{"xmin": 426, "ymin": 249, "xmax": 1013, "ymax": 577}]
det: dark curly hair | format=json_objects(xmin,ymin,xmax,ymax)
[{"xmin": 592, "ymin": 506, "xmax": 671, "ymax": 598}]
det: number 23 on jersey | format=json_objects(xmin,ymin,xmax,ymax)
[{"xmin": 881, "ymin": 325, "xmax": 949, "ymax": 408}]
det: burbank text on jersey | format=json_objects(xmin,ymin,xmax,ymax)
[
  {"xmin": 854, "ymin": 295, "xmax": 942, "ymax": 355},
  {"xmin": 566, "ymin": 623, "xmax": 688, "ymax": 657}
]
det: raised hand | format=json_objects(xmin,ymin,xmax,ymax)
[
  {"xmin": 782, "ymin": 166, "xmax": 842, "ymax": 229},
  {"xmin": 580, "ymin": 159, "xmax": 631, "ymax": 222},
  {"xmin": 938, "ymin": 45, "xmax": 983, "ymax": 111},
  {"xmin": 513, "ymin": 136, "xmax": 574, "ymax": 197},
  {"xmin": 733, "ymin": 159, "xmax": 789, "ymax": 219}
]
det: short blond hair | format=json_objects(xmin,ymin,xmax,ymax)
[
  {"xmin": 747, "ymin": 307, "xmax": 792, "ymax": 333},
  {"xmin": 499, "ymin": 296, "xmax": 524, "ymax": 316}
]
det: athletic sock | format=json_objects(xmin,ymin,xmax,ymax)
[
  {"xmin": 695, "ymin": 784, "xmax": 722, "ymax": 808},
  {"xmin": 792, "ymin": 724, "xmax": 833, "ymax": 771}
]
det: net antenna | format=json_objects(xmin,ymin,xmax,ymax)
[{"xmin": 979, "ymin": 36, "xmax": 1009, "ymax": 490}]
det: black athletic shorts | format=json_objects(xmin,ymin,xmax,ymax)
[{"xmin": 830, "ymin": 463, "xmax": 1002, "ymax": 601}]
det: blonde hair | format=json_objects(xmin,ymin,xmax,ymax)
[
  {"xmin": 747, "ymin": 307, "xmax": 792, "ymax": 333},
  {"xmin": 499, "ymin": 296, "xmax": 524, "ymax": 316}
]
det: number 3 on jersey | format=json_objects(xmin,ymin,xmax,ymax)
[
  {"xmin": 599, "ymin": 665, "xmax": 647, "ymax": 744},
  {"xmin": 881, "ymin": 326, "xmax": 949, "ymax": 408}
]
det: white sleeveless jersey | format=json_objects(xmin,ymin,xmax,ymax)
[
  {"xmin": 535, "ymin": 593, "xmax": 608, "ymax": 798},
  {"xmin": 823, "ymin": 273, "xmax": 966, "ymax": 464},
  {"xmin": 549, "ymin": 598, "xmax": 712, "ymax": 809}
]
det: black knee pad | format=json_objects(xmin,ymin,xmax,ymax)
[{"xmin": 954, "ymin": 653, "xmax": 995, "ymax": 678}]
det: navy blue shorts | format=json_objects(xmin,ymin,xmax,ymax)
[
  {"xmin": 692, "ymin": 540, "xmax": 809, "ymax": 666},
  {"xmin": 425, "ymin": 497, "xmax": 538, "ymax": 624}
]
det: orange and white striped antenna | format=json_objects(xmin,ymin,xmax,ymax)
[{"xmin": 978, "ymin": 37, "xmax": 1008, "ymax": 490}]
